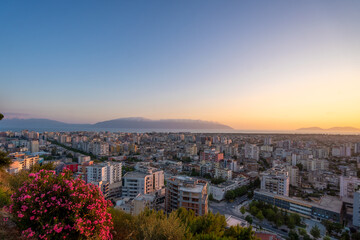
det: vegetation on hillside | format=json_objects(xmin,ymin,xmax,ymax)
[{"xmin": 111, "ymin": 207, "xmax": 258, "ymax": 240}]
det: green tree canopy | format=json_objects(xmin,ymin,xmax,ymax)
[
  {"xmin": 0, "ymin": 151, "xmax": 11, "ymax": 169},
  {"xmin": 310, "ymin": 225, "xmax": 321, "ymax": 239}
]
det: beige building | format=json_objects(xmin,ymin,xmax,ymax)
[
  {"xmin": 286, "ymin": 165, "xmax": 300, "ymax": 187},
  {"xmin": 122, "ymin": 168, "xmax": 164, "ymax": 198},
  {"xmin": 260, "ymin": 167, "xmax": 289, "ymax": 196},
  {"xmin": 165, "ymin": 176, "xmax": 208, "ymax": 216}
]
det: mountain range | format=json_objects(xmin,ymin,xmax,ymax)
[
  {"xmin": 0, "ymin": 117, "xmax": 233, "ymax": 130},
  {"xmin": 297, "ymin": 127, "xmax": 360, "ymax": 132}
]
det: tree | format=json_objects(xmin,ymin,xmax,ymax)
[
  {"xmin": 289, "ymin": 229, "xmax": 299, "ymax": 240},
  {"xmin": 256, "ymin": 210, "xmax": 264, "ymax": 221},
  {"xmin": 136, "ymin": 210, "xmax": 186, "ymax": 240},
  {"xmin": 310, "ymin": 225, "xmax": 321, "ymax": 239},
  {"xmin": 245, "ymin": 215, "xmax": 253, "ymax": 225},
  {"xmin": 225, "ymin": 190, "xmax": 236, "ymax": 201},
  {"xmin": 296, "ymin": 163, "xmax": 303, "ymax": 171},
  {"xmin": 351, "ymin": 232, "xmax": 360, "ymax": 240},
  {"xmin": 298, "ymin": 228, "xmax": 307, "ymax": 236},
  {"xmin": 211, "ymin": 177, "xmax": 226, "ymax": 185},
  {"xmin": 340, "ymin": 231, "xmax": 350, "ymax": 240},
  {"xmin": 303, "ymin": 233, "xmax": 312, "ymax": 240},
  {"xmin": 209, "ymin": 193, "xmax": 214, "ymax": 201},
  {"xmin": 240, "ymin": 206, "xmax": 246, "ymax": 214},
  {"xmin": 224, "ymin": 225, "xmax": 257, "ymax": 240},
  {"xmin": 110, "ymin": 208, "xmax": 137, "ymax": 240},
  {"xmin": 264, "ymin": 208, "xmax": 275, "ymax": 222},
  {"xmin": 0, "ymin": 151, "xmax": 11, "ymax": 169},
  {"xmin": 0, "ymin": 113, "xmax": 3, "ymax": 120},
  {"xmin": 10, "ymin": 169, "xmax": 113, "ymax": 239},
  {"xmin": 323, "ymin": 236, "xmax": 331, "ymax": 240}
]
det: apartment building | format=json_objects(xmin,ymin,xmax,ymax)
[
  {"xmin": 214, "ymin": 167, "xmax": 232, "ymax": 180},
  {"xmin": 340, "ymin": 176, "xmax": 360, "ymax": 200},
  {"xmin": 8, "ymin": 152, "xmax": 39, "ymax": 171},
  {"xmin": 165, "ymin": 176, "xmax": 208, "ymax": 216},
  {"xmin": 244, "ymin": 143, "xmax": 259, "ymax": 161},
  {"xmin": 122, "ymin": 168, "xmax": 164, "ymax": 198},
  {"xmin": 286, "ymin": 165, "xmax": 301, "ymax": 187},
  {"xmin": 260, "ymin": 167, "xmax": 289, "ymax": 196},
  {"xmin": 86, "ymin": 161, "xmax": 122, "ymax": 184}
]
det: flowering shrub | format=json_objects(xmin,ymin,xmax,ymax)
[{"xmin": 9, "ymin": 169, "xmax": 113, "ymax": 239}]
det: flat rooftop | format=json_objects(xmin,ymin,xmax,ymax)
[
  {"xmin": 123, "ymin": 171, "xmax": 148, "ymax": 178},
  {"xmin": 180, "ymin": 185, "xmax": 204, "ymax": 193},
  {"xmin": 255, "ymin": 190, "xmax": 343, "ymax": 213}
]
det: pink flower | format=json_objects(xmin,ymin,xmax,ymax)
[
  {"xmin": 30, "ymin": 216, "xmax": 35, "ymax": 220},
  {"xmin": 18, "ymin": 213, "xmax": 24, "ymax": 218},
  {"xmin": 53, "ymin": 224, "xmax": 63, "ymax": 233}
]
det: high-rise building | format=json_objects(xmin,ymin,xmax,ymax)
[
  {"xmin": 286, "ymin": 166, "xmax": 300, "ymax": 187},
  {"xmin": 214, "ymin": 167, "xmax": 232, "ymax": 180},
  {"xmin": 353, "ymin": 191, "xmax": 360, "ymax": 227},
  {"xmin": 30, "ymin": 140, "xmax": 39, "ymax": 153},
  {"xmin": 244, "ymin": 144, "xmax": 259, "ymax": 161},
  {"xmin": 165, "ymin": 176, "xmax": 208, "ymax": 216},
  {"xmin": 264, "ymin": 137, "xmax": 272, "ymax": 146},
  {"xmin": 122, "ymin": 168, "xmax": 164, "ymax": 198},
  {"xmin": 86, "ymin": 162, "xmax": 122, "ymax": 184},
  {"xmin": 340, "ymin": 176, "xmax": 360, "ymax": 199},
  {"xmin": 355, "ymin": 143, "xmax": 360, "ymax": 154},
  {"xmin": 260, "ymin": 167, "xmax": 289, "ymax": 196},
  {"xmin": 200, "ymin": 149, "xmax": 224, "ymax": 162}
]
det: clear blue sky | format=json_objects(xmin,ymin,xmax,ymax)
[{"xmin": 1, "ymin": 1, "xmax": 360, "ymax": 130}]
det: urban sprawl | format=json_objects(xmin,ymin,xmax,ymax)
[{"xmin": 3, "ymin": 130, "xmax": 360, "ymax": 238}]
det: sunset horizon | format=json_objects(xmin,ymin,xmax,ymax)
[{"xmin": 1, "ymin": 1, "xmax": 360, "ymax": 131}]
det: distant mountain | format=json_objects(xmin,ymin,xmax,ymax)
[
  {"xmin": 0, "ymin": 118, "xmax": 91, "ymax": 129},
  {"xmin": 297, "ymin": 127, "xmax": 325, "ymax": 131},
  {"xmin": 297, "ymin": 126, "xmax": 360, "ymax": 132},
  {"xmin": 0, "ymin": 117, "xmax": 232, "ymax": 130},
  {"xmin": 93, "ymin": 118, "xmax": 233, "ymax": 129},
  {"xmin": 327, "ymin": 127, "xmax": 360, "ymax": 132}
]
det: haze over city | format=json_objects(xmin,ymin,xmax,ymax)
[{"xmin": 1, "ymin": 0, "xmax": 360, "ymax": 130}]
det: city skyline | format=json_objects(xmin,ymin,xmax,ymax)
[{"xmin": 1, "ymin": 1, "xmax": 360, "ymax": 130}]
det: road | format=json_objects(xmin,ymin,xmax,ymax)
[{"xmin": 209, "ymin": 198, "xmax": 289, "ymax": 238}]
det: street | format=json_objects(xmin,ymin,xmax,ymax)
[{"xmin": 209, "ymin": 199, "xmax": 289, "ymax": 238}]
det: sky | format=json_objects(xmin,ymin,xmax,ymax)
[{"xmin": 1, "ymin": 0, "xmax": 360, "ymax": 130}]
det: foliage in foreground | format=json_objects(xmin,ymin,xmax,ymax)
[
  {"xmin": 9, "ymin": 169, "xmax": 113, "ymax": 239},
  {"xmin": 111, "ymin": 207, "xmax": 258, "ymax": 240},
  {"xmin": 1, "ymin": 157, "xmax": 257, "ymax": 240}
]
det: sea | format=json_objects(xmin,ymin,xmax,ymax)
[{"xmin": 0, "ymin": 126, "xmax": 359, "ymax": 135}]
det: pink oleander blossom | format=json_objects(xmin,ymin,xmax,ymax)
[{"xmin": 10, "ymin": 169, "xmax": 113, "ymax": 239}]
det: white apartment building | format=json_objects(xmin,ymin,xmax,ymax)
[
  {"xmin": 286, "ymin": 165, "xmax": 300, "ymax": 187},
  {"xmin": 122, "ymin": 168, "xmax": 164, "ymax": 198},
  {"xmin": 260, "ymin": 167, "xmax": 289, "ymax": 196},
  {"xmin": 340, "ymin": 176, "xmax": 360, "ymax": 199},
  {"xmin": 209, "ymin": 181, "xmax": 238, "ymax": 201},
  {"xmin": 30, "ymin": 140, "xmax": 39, "ymax": 153},
  {"xmin": 214, "ymin": 167, "xmax": 232, "ymax": 180},
  {"xmin": 86, "ymin": 162, "xmax": 122, "ymax": 184},
  {"xmin": 244, "ymin": 144, "xmax": 259, "ymax": 161},
  {"xmin": 307, "ymin": 159, "xmax": 329, "ymax": 171}
]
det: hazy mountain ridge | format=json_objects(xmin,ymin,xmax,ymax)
[
  {"xmin": 93, "ymin": 118, "xmax": 233, "ymax": 129},
  {"xmin": 0, "ymin": 117, "xmax": 233, "ymax": 130},
  {"xmin": 297, "ymin": 126, "xmax": 360, "ymax": 132}
]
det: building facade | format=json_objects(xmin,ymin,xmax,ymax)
[{"xmin": 165, "ymin": 176, "xmax": 208, "ymax": 216}]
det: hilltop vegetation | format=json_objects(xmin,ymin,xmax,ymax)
[{"xmin": 0, "ymin": 164, "xmax": 257, "ymax": 239}]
